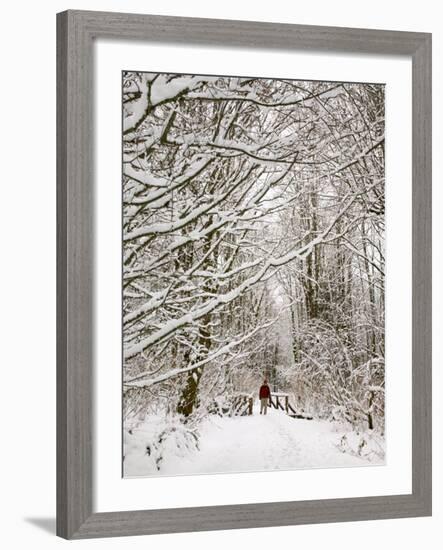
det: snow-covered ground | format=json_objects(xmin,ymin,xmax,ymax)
[{"xmin": 124, "ymin": 403, "xmax": 385, "ymax": 478}]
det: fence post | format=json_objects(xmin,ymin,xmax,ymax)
[
  {"xmin": 248, "ymin": 397, "xmax": 253, "ymax": 415},
  {"xmin": 285, "ymin": 395, "xmax": 289, "ymax": 413}
]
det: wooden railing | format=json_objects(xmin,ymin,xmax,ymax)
[
  {"xmin": 209, "ymin": 394, "xmax": 253, "ymax": 416},
  {"xmin": 233, "ymin": 395, "xmax": 253, "ymax": 416},
  {"xmin": 269, "ymin": 392, "xmax": 313, "ymax": 420},
  {"xmin": 210, "ymin": 392, "xmax": 312, "ymax": 419},
  {"xmin": 269, "ymin": 392, "xmax": 289, "ymax": 412}
]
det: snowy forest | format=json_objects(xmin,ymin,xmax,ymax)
[{"xmin": 122, "ymin": 72, "xmax": 386, "ymax": 477}]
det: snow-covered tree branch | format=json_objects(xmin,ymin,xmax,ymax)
[{"xmin": 122, "ymin": 72, "xmax": 385, "ymax": 476}]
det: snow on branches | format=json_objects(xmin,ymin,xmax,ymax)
[{"xmin": 122, "ymin": 71, "xmax": 385, "ymax": 438}]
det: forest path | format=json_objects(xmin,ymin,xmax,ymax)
[{"xmin": 144, "ymin": 403, "xmax": 381, "ymax": 476}]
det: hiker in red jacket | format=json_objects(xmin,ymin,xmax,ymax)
[{"xmin": 259, "ymin": 379, "xmax": 271, "ymax": 415}]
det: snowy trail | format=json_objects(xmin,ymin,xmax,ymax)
[{"xmin": 124, "ymin": 403, "xmax": 384, "ymax": 477}]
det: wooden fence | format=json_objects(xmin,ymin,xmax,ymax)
[
  {"xmin": 210, "ymin": 392, "xmax": 312, "ymax": 419},
  {"xmin": 268, "ymin": 392, "xmax": 313, "ymax": 420}
]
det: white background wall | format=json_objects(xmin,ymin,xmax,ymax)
[{"xmin": 0, "ymin": 0, "xmax": 440, "ymax": 548}]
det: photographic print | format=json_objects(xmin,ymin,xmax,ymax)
[{"xmin": 122, "ymin": 72, "xmax": 385, "ymax": 478}]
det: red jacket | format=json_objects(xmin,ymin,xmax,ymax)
[{"xmin": 259, "ymin": 384, "xmax": 270, "ymax": 399}]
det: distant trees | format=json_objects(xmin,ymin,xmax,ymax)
[{"xmin": 122, "ymin": 72, "xmax": 385, "ymax": 432}]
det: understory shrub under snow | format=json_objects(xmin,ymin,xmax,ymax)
[
  {"xmin": 123, "ymin": 414, "xmax": 199, "ymax": 476},
  {"xmin": 336, "ymin": 427, "xmax": 385, "ymax": 462}
]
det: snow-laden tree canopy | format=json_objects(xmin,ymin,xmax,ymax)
[{"xmin": 122, "ymin": 72, "xmax": 385, "ymax": 432}]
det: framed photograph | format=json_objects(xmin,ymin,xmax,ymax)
[{"xmin": 57, "ymin": 10, "xmax": 432, "ymax": 539}]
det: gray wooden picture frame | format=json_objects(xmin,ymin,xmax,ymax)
[{"xmin": 57, "ymin": 9, "xmax": 432, "ymax": 539}]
